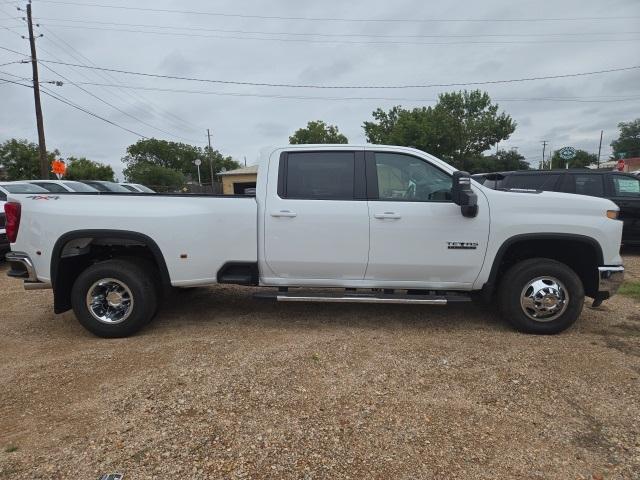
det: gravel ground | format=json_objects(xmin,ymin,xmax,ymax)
[{"xmin": 1, "ymin": 252, "xmax": 639, "ymax": 479}]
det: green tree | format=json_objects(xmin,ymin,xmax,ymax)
[
  {"xmin": 64, "ymin": 157, "xmax": 114, "ymax": 181},
  {"xmin": 611, "ymin": 119, "xmax": 640, "ymax": 159},
  {"xmin": 470, "ymin": 149, "xmax": 530, "ymax": 173},
  {"xmin": 0, "ymin": 138, "xmax": 59, "ymax": 180},
  {"xmin": 122, "ymin": 138, "xmax": 240, "ymax": 185},
  {"xmin": 363, "ymin": 90, "xmax": 516, "ymax": 170},
  {"xmin": 289, "ymin": 120, "xmax": 348, "ymax": 144},
  {"xmin": 124, "ymin": 163, "xmax": 184, "ymax": 191},
  {"xmin": 550, "ymin": 149, "xmax": 597, "ymax": 169}
]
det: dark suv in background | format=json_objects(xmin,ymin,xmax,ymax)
[{"xmin": 475, "ymin": 170, "xmax": 640, "ymax": 245}]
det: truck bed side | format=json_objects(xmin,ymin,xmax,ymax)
[{"xmin": 8, "ymin": 193, "xmax": 258, "ymax": 286}]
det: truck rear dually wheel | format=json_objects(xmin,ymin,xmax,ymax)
[
  {"xmin": 71, "ymin": 259, "xmax": 158, "ymax": 338},
  {"xmin": 499, "ymin": 258, "xmax": 584, "ymax": 334}
]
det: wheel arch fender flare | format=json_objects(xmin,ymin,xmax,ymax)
[
  {"xmin": 482, "ymin": 233, "xmax": 604, "ymax": 298},
  {"xmin": 51, "ymin": 229, "xmax": 171, "ymax": 313}
]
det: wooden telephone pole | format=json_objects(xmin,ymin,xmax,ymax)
[{"xmin": 26, "ymin": 1, "xmax": 48, "ymax": 179}]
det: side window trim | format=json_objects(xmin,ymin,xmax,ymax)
[{"xmin": 366, "ymin": 151, "xmax": 453, "ymax": 202}]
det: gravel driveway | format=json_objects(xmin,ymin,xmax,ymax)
[{"xmin": 1, "ymin": 252, "xmax": 639, "ymax": 479}]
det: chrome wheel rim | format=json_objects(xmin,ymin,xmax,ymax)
[
  {"xmin": 86, "ymin": 278, "xmax": 134, "ymax": 324},
  {"xmin": 520, "ymin": 276, "xmax": 569, "ymax": 322}
]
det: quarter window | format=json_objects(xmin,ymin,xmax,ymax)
[
  {"xmin": 374, "ymin": 153, "xmax": 452, "ymax": 202},
  {"xmin": 612, "ymin": 175, "xmax": 640, "ymax": 197},
  {"xmin": 572, "ymin": 175, "xmax": 604, "ymax": 197},
  {"xmin": 282, "ymin": 152, "xmax": 355, "ymax": 200},
  {"xmin": 503, "ymin": 174, "xmax": 560, "ymax": 191}
]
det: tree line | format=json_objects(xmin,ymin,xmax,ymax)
[
  {"xmin": 0, "ymin": 138, "xmax": 241, "ymax": 190},
  {"xmin": 1, "ymin": 90, "xmax": 639, "ymax": 187},
  {"xmin": 290, "ymin": 91, "xmax": 640, "ymax": 173}
]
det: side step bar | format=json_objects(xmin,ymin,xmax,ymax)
[{"xmin": 254, "ymin": 291, "xmax": 471, "ymax": 305}]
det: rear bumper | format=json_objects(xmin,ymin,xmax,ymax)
[{"xmin": 5, "ymin": 251, "xmax": 51, "ymax": 290}]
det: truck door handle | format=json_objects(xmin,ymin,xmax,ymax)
[
  {"xmin": 271, "ymin": 210, "xmax": 297, "ymax": 218},
  {"xmin": 374, "ymin": 212, "xmax": 401, "ymax": 220}
]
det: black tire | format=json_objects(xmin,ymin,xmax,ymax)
[
  {"xmin": 498, "ymin": 258, "xmax": 584, "ymax": 334},
  {"xmin": 115, "ymin": 256, "xmax": 163, "ymax": 320},
  {"xmin": 71, "ymin": 259, "xmax": 158, "ymax": 338}
]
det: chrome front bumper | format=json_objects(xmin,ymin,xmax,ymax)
[{"xmin": 598, "ymin": 266, "xmax": 624, "ymax": 297}]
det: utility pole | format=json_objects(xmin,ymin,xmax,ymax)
[
  {"xmin": 597, "ymin": 130, "xmax": 603, "ymax": 169},
  {"xmin": 541, "ymin": 140, "xmax": 548, "ymax": 170},
  {"xmin": 207, "ymin": 129, "xmax": 214, "ymax": 191},
  {"xmin": 26, "ymin": 2, "xmax": 48, "ymax": 179}
]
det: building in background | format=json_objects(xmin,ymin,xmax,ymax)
[{"xmin": 220, "ymin": 165, "xmax": 258, "ymax": 194}]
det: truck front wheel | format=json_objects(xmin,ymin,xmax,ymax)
[
  {"xmin": 71, "ymin": 259, "xmax": 158, "ymax": 338},
  {"xmin": 498, "ymin": 258, "xmax": 584, "ymax": 334}
]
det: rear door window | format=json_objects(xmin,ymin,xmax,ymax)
[
  {"xmin": 503, "ymin": 174, "xmax": 560, "ymax": 191},
  {"xmin": 566, "ymin": 174, "xmax": 604, "ymax": 197},
  {"xmin": 280, "ymin": 151, "xmax": 355, "ymax": 200}
]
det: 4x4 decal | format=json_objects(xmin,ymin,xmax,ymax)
[{"xmin": 26, "ymin": 195, "xmax": 60, "ymax": 200}]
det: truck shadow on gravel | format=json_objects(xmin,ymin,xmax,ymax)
[{"xmin": 149, "ymin": 286, "xmax": 507, "ymax": 334}]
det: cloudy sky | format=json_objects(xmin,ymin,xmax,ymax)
[{"xmin": 0, "ymin": 0, "xmax": 638, "ymax": 179}]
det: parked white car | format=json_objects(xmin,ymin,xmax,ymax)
[
  {"xmin": 0, "ymin": 182, "xmax": 50, "ymax": 253},
  {"xmin": 120, "ymin": 183, "xmax": 155, "ymax": 193},
  {"xmin": 79, "ymin": 180, "xmax": 132, "ymax": 193},
  {"xmin": 26, "ymin": 179, "xmax": 99, "ymax": 193},
  {"xmin": 4, "ymin": 145, "xmax": 625, "ymax": 337}
]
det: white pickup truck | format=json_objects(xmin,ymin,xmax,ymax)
[{"xmin": 4, "ymin": 145, "xmax": 625, "ymax": 337}]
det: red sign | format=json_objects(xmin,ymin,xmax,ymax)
[
  {"xmin": 616, "ymin": 159, "xmax": 625, "ymax": 172},
  {"xmin": 51, "ymin": 159, "xmax": 66, "ymax": 177}
]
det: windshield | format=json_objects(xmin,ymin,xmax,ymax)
[
  {"xmin": 1, "ymin": 183, "xmax": 49, "ymax": 193},
  {"xmin": 134, "ymin": 184, "xmax": 155, "ymax": 193},
  {"xmin": 64, "ymin": 181, "xmax": 98, "ymax": 192},
  {"xmin": 85, "ymin": 181, "xmax": 132, "ymax": 193}
]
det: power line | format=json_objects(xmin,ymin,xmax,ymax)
[
  {"xmin": 0, "ymin": 75, "xmax": 145, "ymax": 137},
  {"xmin": 30, "ymin": 1, "xmax": 640, "ymax": 23},
  {"xmin": 0, "ymin": 59, "xmax": 23, "ymax": 67},
  {"xmin": 0, "ymin": 44, "xmax": 30, "ymax": 56},
  {"xmin": 33, "ymin": 22, "xmax": 640, "ymax": 45},
  {"xmin": 31, "ymin": 18, "xmax": 640, "ymax": 39},
  {"xmin": 0, "ymin": 23, "xmax": 22, "ymax": 37},
  {"xmin": 35, "ymin": 58, "xmax": 640, "ymax": 90},
  {"xmin": 38, "ymin": 61, "xmax": 202, "ymax": 142},
  {"xmin": 38, "ymin": 23, "xmax": 202, "ymax": 133},
  {"xmin": 5, "ymin": 13, "xmax": 203, "ymax": 140},
  {"xmin": 48, "ymin": 80, "xmax": 640, "ymax": 103}
]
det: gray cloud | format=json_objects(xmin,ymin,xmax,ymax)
[{"xmin": 0, "ymin": 0, "xmax": 638, "ymax": 177}]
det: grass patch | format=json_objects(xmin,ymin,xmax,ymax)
[
  {"xmin": 4, "ymin": 445, "xmax": 18, "ymax": 453},
  {"xmin": 619, "ymin": 281, "xmax": 640, "ymax": 302}
]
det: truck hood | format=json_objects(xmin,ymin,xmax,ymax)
[{"xmin": 482, "ymin": 187, "xmax": 619, "ymax": 213}]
